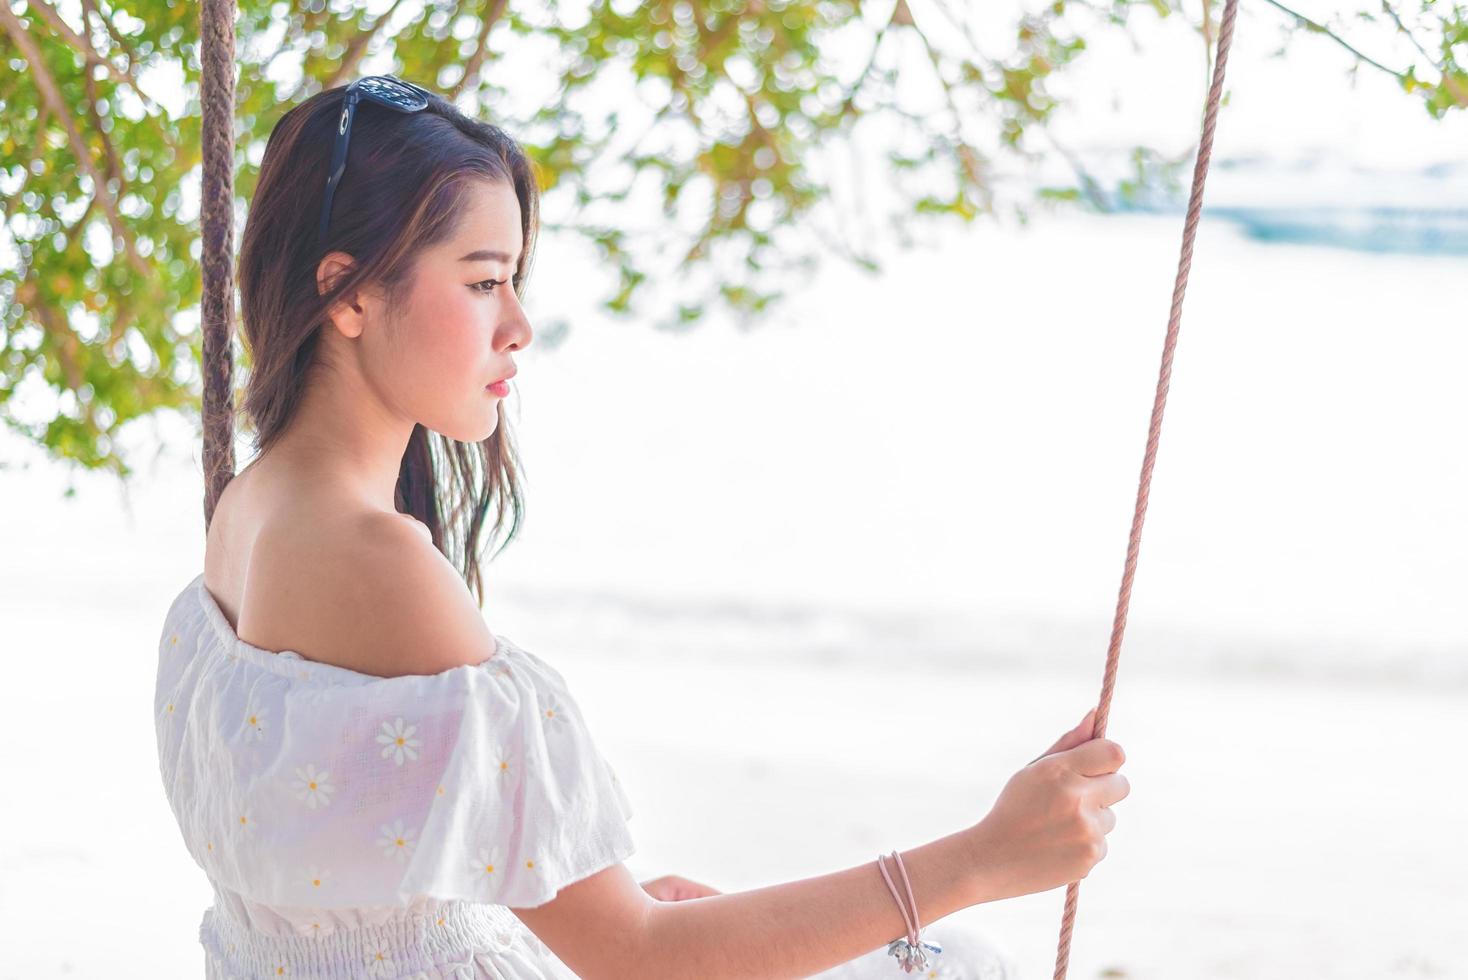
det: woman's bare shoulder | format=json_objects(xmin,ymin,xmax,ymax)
[{"xmin": 243, "ymin": 507, "xmax": 497, "ymax": 678}]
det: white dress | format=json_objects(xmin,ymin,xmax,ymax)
[{"xmin": 155, "ymin": 572, "xmax": 1019, "ymax": 979}]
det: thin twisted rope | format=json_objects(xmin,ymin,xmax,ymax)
[{"xmin": 1051, "ymin": 1, "xmax": 1240, "ymax": 977}]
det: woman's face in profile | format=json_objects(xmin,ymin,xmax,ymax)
[{"xmin": 378, "ymin": 178, "xmax": 533, "ymax": 443}]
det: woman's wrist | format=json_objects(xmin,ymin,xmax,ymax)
[{"xmin": 957, "ymin": 818, "xmax": 1012, "ymax": 908}]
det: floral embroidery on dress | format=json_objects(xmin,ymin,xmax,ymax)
[
  {"xmin": 290, "ymin": 763, "xmax": 335, "ymax": 809},
  {"xmin": 468, "ymin": 846, "xmax": 504, "ymax": 882},
  {"xmin": 541, "ymin": 697, "xmax": 569, "ymax": 730},
  {"xmin": 159, "ymin": 576, "xmax": 646, "ymax": 974},
  {"xmin": 376, "ymin": 717, "xmax": 421, "ymax": 765},
  {"xmin": 376, "ymin": 818, "xmax": 418, "ymax": 862},
  {"xmin": 243, "ymin": 706, "xmax": 268, "ymax": 742},
  {"xmin": 366, "ymin": 950, "xmax": 396, "ymax": 977},
  {"xmin": 912, "ymin": 935, "xmax": 1012, "ymax": 980}
]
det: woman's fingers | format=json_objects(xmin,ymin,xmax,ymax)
[{"xmin": 1029, "ymin": 707, "xmax": 1099, "ymax": 765}]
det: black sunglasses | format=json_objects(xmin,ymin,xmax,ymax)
[{"xmin": 317, "ymin": 74, "xmax": 433, "ymax": 252}]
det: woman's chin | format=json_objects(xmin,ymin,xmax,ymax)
[
  {"xmin": 473, "ymin": 410, "xmax": 502, "ymax": 442},
  {"xmin": 431, "ymin": 412, "xmax": 500, "ymax": 444}
]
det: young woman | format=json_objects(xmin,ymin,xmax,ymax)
[{"xmin": 154, "ymin": 76, "xmax": 1129, "ymax": 979}]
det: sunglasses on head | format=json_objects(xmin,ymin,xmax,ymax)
[{"xmin": 317, "ymin": 74, "xmax": 433, "ymax": 253}]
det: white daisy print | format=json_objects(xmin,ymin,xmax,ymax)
[
  {"xmin": 540, "ymin": 697, "xmax": 569, "ymax": 730},
  {"xmin": 291, "ymin": 764, "xmax": 335, "ymax": 809},
  {"xmin": 243, "ymin": 706, "xmax": 268, "ymax": 742},
  {"xmin": 925, "ymin": 960, "xmax": 958, "ymax": 979},
  {"xmin": 377, "ymin": 819, "xmax": 418, "ymax": 862},
  {"xmin": 304, "ymin": 865, "xmax": 332, "ymax": 890},
  {"xmin": 236, "ymin": 809, "xmax": 255, "ymax": 833},
  {"xmin": 376, "ymin": 717, "xmax": 421, "ymax": 765},
  {"xmin": 468, "ymin": 846, "xmax": 504, "ymax": 882},
  {"xmin": 366, "ymin": 950, "xmax": 396, "ymax": 976}
]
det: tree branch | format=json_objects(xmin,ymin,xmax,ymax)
[
  {"xmin": 450, "ymin": 0, "xmax": 509, "ymax": 100},
  {"xmin": 1259, "ymin": 0, "xmax": 1407, "ymax": 79},
  {"xmin": 1380, "ymin": 2, "xmax": 1437, "ymax": 64},
  {"xmin": 1380, "ymin": 1, "xmax": 1468, "ymax": 107},
  {"xmin": 902, "ymin": 1, "xmax": 996, "ymax": 211},
  {"xmin": 323, "ymin": 0, "xmax": 410, "ymax": 90},
  {"xmin": 3, "ymin": 101, "xmax": 50, "ymax": 219},
  {"xmin": 80, "ymin": 0, "xmax": 137, "ymax": 71},
  {"xmin": 0, "ymin": 0, "xmax": 149, "ymax": 277},
  {"xmin": 30, "ymin": 0, "xmax": 168, "ymax": 118},
  {"xmin": 84, "ymin": 52, "xmax": 125, "ymax": 194},
  {"xmin": 834, "ymin": 0, "xmax": 905, "ymax": 122}
]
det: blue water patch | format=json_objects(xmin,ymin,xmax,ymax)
[
  {"xmin": 1203, "ymin": 205, "xmax": 1468, "ymax": 256},
  {"xmin": 1102, "ymin": 156, "xmax": 1468, "ymax": 256}
]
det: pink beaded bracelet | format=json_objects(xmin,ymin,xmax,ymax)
[{"xmin": 876, "ymin": 850, "xmax": 943, "ymax": 973}]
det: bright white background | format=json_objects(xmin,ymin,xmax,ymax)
[{"xmin": 2, "ymin": 1, "xmax": 1465, "ymax": 978}]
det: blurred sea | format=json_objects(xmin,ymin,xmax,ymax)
[{"xmin": 1131, "ymin": 155, "xmax": 1468, "ymax": 256}]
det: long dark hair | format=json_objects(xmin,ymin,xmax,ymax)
[{"xmin": 236, "ymin": 81, "xmax": 537, "ymax": 606}]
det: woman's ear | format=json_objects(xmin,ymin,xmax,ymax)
[{"xmin": 317, "ymin": 252, "xmax": 366, "ymax": 339}]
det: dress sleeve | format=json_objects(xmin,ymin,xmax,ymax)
[{"xmin": 161, "ymin": 631, "xmax": 637, "ymax": 911}]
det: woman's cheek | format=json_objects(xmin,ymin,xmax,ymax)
[{"xmin": 426, "ymin": 298, "xmax": 486, "ymax": 379}]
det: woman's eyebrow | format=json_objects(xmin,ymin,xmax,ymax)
[{"xmin": 459, "ymin": 249, "xmax": 520, "ymax": 264}]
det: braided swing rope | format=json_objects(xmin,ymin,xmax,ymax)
[
  {"xmin": 200, "ymin": 0, "xmax": 237, "ymax": 532},
  {"xmin": 1051, "ymin": 1, "xmax": 1240, "ymax": 978}
]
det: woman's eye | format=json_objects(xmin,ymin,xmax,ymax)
[{"xmin": 470, "ymin": 276, "xmax": 523, "ymax": 296}]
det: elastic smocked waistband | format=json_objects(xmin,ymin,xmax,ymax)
[{"xmin": 200, "ymin": 900, "xmax": 520, "ymax": 977}]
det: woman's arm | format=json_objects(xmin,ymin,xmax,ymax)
[
  {"xmin": 515, "ymin": 712, "xmax": 1128, "ymax": 980},
  {"xmin": 514, "ymin": 823, "xmax": 996, "ymax": 980},
  {"xmin": 637, "ymin": 824, "xmax": 995, "ymax": 980}
]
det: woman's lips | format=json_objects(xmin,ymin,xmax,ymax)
[{"xmin": 487, "ymin": 380, "xmax": 510, "ymax": 396}]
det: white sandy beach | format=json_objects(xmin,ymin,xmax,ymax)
[{"xmin": 4, "ymin": 0, "xmax": 1468, "ymax": 972}]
